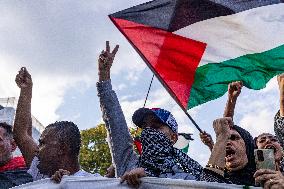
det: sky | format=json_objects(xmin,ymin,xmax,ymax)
[{"xmin": 0, "ymin": 0, "xmax": 281, "ymax": 166}]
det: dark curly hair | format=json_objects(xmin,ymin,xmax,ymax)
[{"xmin": 46, "ymin": 121, "xmax": 81, "ymax": 157}]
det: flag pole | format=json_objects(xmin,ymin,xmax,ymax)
[
  {"xmin": 142, "ymin": 74, "xmax": 202, "ymax": 133},
  {"xmin": 143, "ymin": 74, "xmax": 154, "ymax": 107},
  {"xmin": 183, "ymin": 110, "xmax": 202, "ymax": 133}
]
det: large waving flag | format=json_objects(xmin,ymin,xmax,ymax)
[{"xmin": 110, "ymin": 0, "xmax": 284, "ymax": 109}]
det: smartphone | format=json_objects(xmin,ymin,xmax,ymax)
[{"xmin": 254, "ymin": 149, "xmax": 275, "ymax": 170}]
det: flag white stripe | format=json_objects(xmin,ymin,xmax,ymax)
[
  {"xmin": 174, "ymin": 3, "xmax": 284, "ymax": 66},
  {"xmin": 173, "ymin": 135, "xmax": 189, "ymax": 149}
]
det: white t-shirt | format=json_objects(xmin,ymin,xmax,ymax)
[{"xmin": 28, "ymin": 156, "xmax": 101, "ymax": 181}]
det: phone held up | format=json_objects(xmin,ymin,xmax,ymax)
[{"xmin": 254, "ymin": 149, "xmax": 275, "ymax": 186}]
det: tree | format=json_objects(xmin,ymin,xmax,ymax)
[
  {"xmin": 80, "ymin": 124, "xmax": 142, "ymax": 175},
  {"xmin": 79, "ymin": 124, "xmax": 112, "ymax": 176}
]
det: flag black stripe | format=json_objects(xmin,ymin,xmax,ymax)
[{"xmin": 110, "ymin": 0, "xmax": 283, "ymax": 32}]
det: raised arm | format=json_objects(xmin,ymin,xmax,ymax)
[
  {"xmin": 274, "ymin": 74, "xmax": 284, "ymax": 149},
  {"xmin": 13, "ymin": 67, "xmax": 38, "ymax": 167},
  {"xmin": 199, "ymin": 131, "xmax": 214, "ymax": 152},
  {"xmin": 223, "ymin": 81, "xmax": 243, "ymax": 119},
  {"xmin": 278, "ymin": 74, "xmax": 284, "ymax": 117},
  {"xmin": 97, "ymin": 41, "xmax": 138, "ymax": 177},
  {"xmin": 205, "ymin": 117, "xmax": 232, "ymax": 176}
]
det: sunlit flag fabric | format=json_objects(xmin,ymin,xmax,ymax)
[
  {"xmin": 109, "ymin": 0, "xmax": 284, "ymax": 109},
  {"xmin": 173, "ymin": 133, "xmax": 194, "ymax": 153}
]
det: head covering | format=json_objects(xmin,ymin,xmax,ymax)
[
  {"xmin": 132, "ymin": 108, "xmax": 178, "ymax": 133},
  {"xmin": 225, "ymin": 125, "xmax": 256, "ymax": 186}
]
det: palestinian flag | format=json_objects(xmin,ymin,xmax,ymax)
[
  {"xmin": 109, "ymin": 0, "xmax": 284, "ymax": 110},
  {"xmin": 173, "ymin": 133, "xmax": 194, "ymax": 153}
]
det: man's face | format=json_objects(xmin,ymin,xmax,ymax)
[
  {"xmin": 37, "ymin": 128, "xmax": 62, "ymax": 176},
  {"xmin": 225, "ymin": 129, "xmax": 248, "ymax": 171},
  {"xmin": 0, "ymin": 127, "xmax": 14, "ymax": 166},
  {"xmin": 256, "ymin": 133, "xmax": 283, "ymax": 162},
  {"xmin": 143, "ymin": 115, "xmax": 177, "ymax": 144}
]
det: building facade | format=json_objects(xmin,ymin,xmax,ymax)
[{"xmin": 0, "ymin": 97, "xmax": 45, "ymax": 155}]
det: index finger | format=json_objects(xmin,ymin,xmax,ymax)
[
  {"xmin": 106, "ymin": 41, "xmax": 110, "ymax": 52},
  {"xmin": 112, "ymin": 45, "xmax": 119, "ymax": 56},
  {"xmin": 18, "ymin": 67, "xmax": 25, "ymax": 75}
]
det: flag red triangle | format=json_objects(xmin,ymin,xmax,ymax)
[{"xmin": 110, "ymin": 17, "xmax": 206, "ymax": 109}]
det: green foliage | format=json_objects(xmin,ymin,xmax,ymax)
[
  {"xmin": 79, "ymin": 124, "xmax": 112, "ymax": 176},
  {"xmin": 129, "ymin": 127, "xmax": 142, "ymax": 137},
  {"xmin": 129, "ymin": 127, "xmax": 142, "ymax": 154}
]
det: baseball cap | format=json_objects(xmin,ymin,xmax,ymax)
[{"xmin": 132, "ymin": 107, "xmax": 178, "ymax": 133}]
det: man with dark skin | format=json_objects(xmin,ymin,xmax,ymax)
[{"xmin": 13, "ymin": 67, "xmax": 97, "ymax": 181}]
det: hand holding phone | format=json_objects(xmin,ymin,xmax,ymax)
[
  {"xmin": 254, "ymin": 149, "xmax": 276, "ymax": 187},
  {"xmin": 254, "ymin": 149, "xmax": 275, "ymax": 170}
]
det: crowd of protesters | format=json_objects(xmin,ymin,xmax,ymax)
[{"xmin": 0, "ymin": 41, "xmax": 284, "ymax": 189}]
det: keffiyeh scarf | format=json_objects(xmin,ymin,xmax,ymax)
[{"xmin": 138, "ymin": 128, "xmax": 202, "ymax": 179}]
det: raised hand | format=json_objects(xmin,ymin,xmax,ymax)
[
  {"xmin": 228, "ymin": 81, "xmax": 243, "ymax": 101},
  {"xmin": 15, "ymin": 67, "xmax": 33, "ymax": 89},
  {"xmin": 278, "ymin": 74, "xmax": 284, "ymax": 117},
  {"xmin": 98, "ymin": 41, "xmax": 119, "ymax": 82},
  {"xmin": 254, "ymin": 169, "xmax": 284, "ymax": 189},
  {"xmin": 51, "ymin": 169, "xmax": 70, "ymax": 183},
  {"xmin": 277, "ymin": 73, "xmax": 284, "ymax": 88},
  {"xmin": 206, "ymin": 117, "xmax": 233, "ymax": 175},
  {"xmin": 120, "ymin": 168, "xmax": 146, "ymax": 188},
  {"xmin": 199, "ymin": 131, "xmax": 214, "ymax": 151},
  {"xmin": 213, "ymin": 117, "xmax": 233, "ymax": 138}
]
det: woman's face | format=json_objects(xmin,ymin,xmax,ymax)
[
  {"xmin": 256, "ymin": 133, "xmax": 283, "ymax": 162},
  {"xmin": 225, "ymin": 129, "xmax": 248, "ymax": 171}
]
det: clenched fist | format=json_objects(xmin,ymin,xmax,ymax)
[
  {"xmin": 15, "ymin": 67, "xmax": 32, "ymax": 89},
  {"xmin": 213, "ymin": 117, "xmax": 233, "ymax": 138}
]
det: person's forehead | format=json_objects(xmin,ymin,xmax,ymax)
[
  {"xmin": 258, "ymin": 133, "xmax": 276, "ymax": 140},
  {"xmin": 230, "ymin": 129, "xmax": 245, "ymax": 144}
]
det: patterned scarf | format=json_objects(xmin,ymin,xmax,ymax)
[{"xmin": 138, "ymin": 128, "xmax": 202, "ymax": 179}]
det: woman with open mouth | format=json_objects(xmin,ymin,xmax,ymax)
[{"xmin": 200, "ymin": 117, "xmax": 256, "ymax": 186}]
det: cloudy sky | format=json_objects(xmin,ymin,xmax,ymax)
[{"xmin": 0, "ymin": 0, "xmax": 280, "ymax": 166}]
